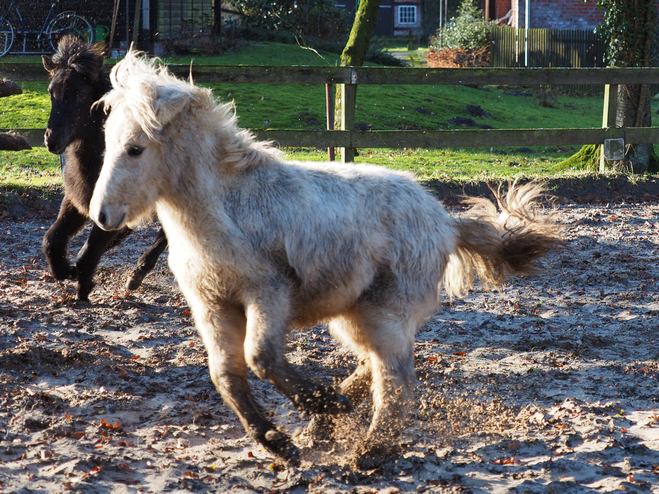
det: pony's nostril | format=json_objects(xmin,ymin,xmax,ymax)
[{"xmin": 98, "ymin": 210, "xmax": 107, "ymax": 226}]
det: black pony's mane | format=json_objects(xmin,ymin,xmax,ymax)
[{"xmin": 50, "ymin": 35, "xmax": 106, "ymax": 83}]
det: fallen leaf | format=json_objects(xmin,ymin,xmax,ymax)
[
  {"xmin": 539, "ymin": 310, "xmax": 557, "ymax": 319},
  {"xmin": 615, "ymin": 311, "xmax": 639, "ymax": 321}
]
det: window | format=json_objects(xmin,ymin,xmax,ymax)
[{"xmin": 398, "ymin": 5, "xmax": 417, "ymax": 25}]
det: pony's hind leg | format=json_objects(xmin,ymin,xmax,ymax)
[
  {"xmin": 43, "ymin": 197, "xmax": 87, "ymax": 281},
  {"xmin": 126, "ymin": 228, "xmax": 168, "ymax": 291},
  {"xmin": 198, "ymin": 303, "xmax": 300, "ymax": 465},
  {"xmin": 307, "ymin": 355, "xmax": 372, "ymax": 441},
  {"xmin": 75, "ymin": 225, "xmax": 131, "ymax": 301},
  {"xmin": 357, "ymin": 341, "xmax": 415, "ymax": 469},
  {"xmin": 336, "ymin": 306, "xmax": 419, "ymax": 469}
]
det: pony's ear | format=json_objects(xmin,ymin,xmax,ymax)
[
  {"xmin": 152, "ymin": 85, "xmax": 190, "ymax": 128},
  {"xmin": 42, "ymin": 55, "xmax": 56, "ymax": 74}
]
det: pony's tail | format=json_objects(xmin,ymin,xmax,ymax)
[{"xmin": 443, "ymin": 181, "xmax": 563, "ymax": 298}]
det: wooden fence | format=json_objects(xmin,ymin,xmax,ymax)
[
  {"xmin": 490, "ymin": 27, "xmax": 606, "ymax": 93},
  {"xmin": 1, "ymin": 63, "xmax": 659, "ymax": 168},
  {"xmin": 490, "ymin": 27, "xmax": 605, "ymax": 69}
]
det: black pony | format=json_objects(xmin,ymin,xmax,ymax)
[{"xmin": 42, "ymin": 36, "xmax": 167, "ymax": 301}]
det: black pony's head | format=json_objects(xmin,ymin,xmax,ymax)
[{"xmin": 43, "ymin": 35, "xmax": 110, "ymax": 154}]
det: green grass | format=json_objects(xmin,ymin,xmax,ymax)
[
  {"xmin": 1, "ymin": 40, "xmax": 658, "ymax": 197},
  {"xmin": 282, "ymin": 146, "xmax": 581, "ymax": 179},
  {"xmin": 0, "ymin": 148, "xmax": 61, "ymax": 189}
]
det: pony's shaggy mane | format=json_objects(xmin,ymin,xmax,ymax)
[
  {"xmin": 100, "ymin": 52, "xmax": 215, "ymax": 140},
  {"xmin": 101, "ymin": 51, "xmax": 281, "ymax": 168},
  {"xmin": 49, "ymin": 35, "xmax": 105, "ymax": 82}
]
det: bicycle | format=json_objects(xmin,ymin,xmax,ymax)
[{"xmin": 0, "ymin": 0, "xmax": 94, "ymax": 57}]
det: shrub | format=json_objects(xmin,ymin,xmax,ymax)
[
  {"xmin": 429, "ymin": 0, "xmax": 494, "ymax": 51},
  {"xmin": 426, "ymin": 47, "xmax": 490, "ymax": 68}
]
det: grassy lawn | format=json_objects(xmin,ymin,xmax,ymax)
[{"xmin": 1, "ymin": 40, "xmax": 658, "ymax": 198}]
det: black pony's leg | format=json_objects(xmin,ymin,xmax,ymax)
[
  {"xmin": 74, "ymin": 225, "xmax": 132, "ymax": 301},
  {"xmin": 126, "ymin": 228, "xmax": 168, "ymax": 291},
  {"xmin": 43, "ymin": 197, "xmax": 87, "ymax": 281}
]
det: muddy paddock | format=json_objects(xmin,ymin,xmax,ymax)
[{"xmin": 2, "ymin": 190, "xmax": 659, "ymax": 494}]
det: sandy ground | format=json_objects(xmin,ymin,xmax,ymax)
[{"xmin": 2, "ymin": 194, "xmax": 659, "ymax": 494}]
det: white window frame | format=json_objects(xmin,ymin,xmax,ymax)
[{"xmin": 398, "ymin": 5, "xmax": 417, "ymax": 25}]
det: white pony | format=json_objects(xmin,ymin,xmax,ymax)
[{"xmin": 90, "ymin": 52, "xmax": 562, "ymax": 468}]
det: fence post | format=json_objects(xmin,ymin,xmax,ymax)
[
  {"xmin": 326, "ymin": 83, "xmax": 335, "ymax": 161},
  {"xmin": 600, "ymin": 84, "xmax": 618, "ymax": 172},
  {"xmin": 340, "ymin": 71, "xmax": 357, "ymax": 163}
]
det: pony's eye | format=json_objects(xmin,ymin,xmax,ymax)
[{"xmin": 127, "ymin": 145, "xmax": 144, "ymax": 157}]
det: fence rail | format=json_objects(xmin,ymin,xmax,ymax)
[
  {"xmin": 1, "ymin": 64, "xmax": 659, "ymax": 164},
  {"xmin": 4, "ymin": 63, "xmax": 658, "ymax": 85}
]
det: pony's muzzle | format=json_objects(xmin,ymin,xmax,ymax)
[
  {"xmin": 91, "ymin": 206, "xmax": 127, "ymax": 231},
  {"xmin": 44, "ymin": 128, "xmax": 67, "ymax": 155}
]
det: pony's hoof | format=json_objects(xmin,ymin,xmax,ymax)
[
  {"xmin": 126, "ymin": 271, "xmax": 145, "ymax": 291},
  {"xmin": 51, "ymin": 264, "xmax": 78, "ymax": 281},
  {"xmin": 334, "ymin": 393, "xmax": 352, "ymax": 413},
  {"xmin": 298, "ymin": 389, "xmax": 352, "ymax": 415},
  {"xmin": 355, "ymin": 443, "xmax": 401, "ymax": 470},
  {"xmin": 76, "ymin": 282, "xmax": 93, "ymax": 302},
  {"xmin": 306, "ymin": 414, "xmax": 335, "ymax": 441},
  {"xmin": 263, "ymin": 430, "xmax": 300, "ymax": 467}
]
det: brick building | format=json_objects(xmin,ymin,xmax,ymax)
[
  {"xmin": 338, "ymin": 0, "xmax": 424, "ymax": 37},
  {"xmin": 490, "ymin": 0, "xmax": 604, "ymax": 30}
]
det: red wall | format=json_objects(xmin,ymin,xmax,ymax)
[
  {"xmin": 495, "ymin": 0, "xmax": 512, "ymax": 20},
  {"xmin": 495, "ymin": 0, "xmax": 604, "ymax": 30},
  {"xmin": 530, "ymin": 0, "xmax": 604, "ymax": 30}
]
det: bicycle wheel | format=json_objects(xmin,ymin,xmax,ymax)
[
  {"xmin": 0, "ymin": 19, "xmax": 14, "ymax": 57},
  {"xmin": 47, "ymin": 12, "xmax": 94, "ymax": 52}
]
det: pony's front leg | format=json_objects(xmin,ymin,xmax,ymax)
[
  {"xmin": 198, "ymin": 304, "xmax": 300, "ymax": 465},
  {"xmin": 243, "ymin": 295, "xmax": 352, "ymax": 416},
  {"xmin": 75, "ymin": 225, "xmax": 131, "ymax": 301},
  {"xmin": 126, "ymin": 228, "xmax": 167, "ymax": 291},
  {"xmin": 43, "ymin": 197, "xmax": 87, "ymax": 281}
]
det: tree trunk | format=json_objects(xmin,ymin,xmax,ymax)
[
  {"xmin": 607, "ymin": 0, "xmax": 656, "ymax": 173},
  {"xmin": 613, "ymin": 83, "xmax": 653, "ymax": 173},
  {"xmin": 334, "ymin": 0, "xmax": 382, "ymax": 131},
  {"xmin": 341, "ymin": 0, "xmax": 382, "ymax": 67},
  {"xmin": 564, "ymin": 0, "xmax": 657, "ymax": 174}
]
